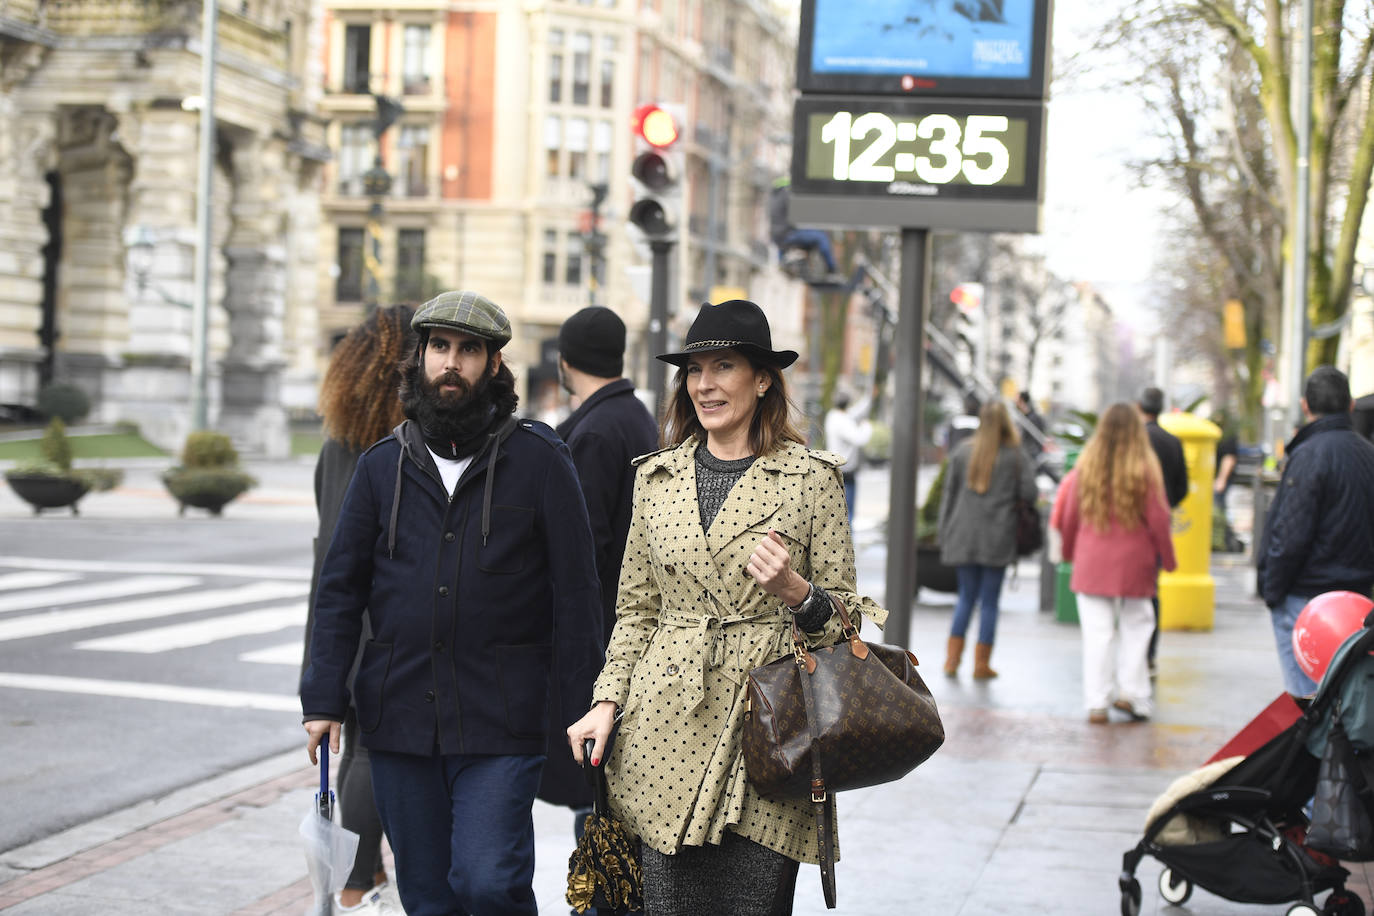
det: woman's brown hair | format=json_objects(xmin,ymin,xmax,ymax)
[
  {"xmin": 318, "ymin": 305, "xmax": 416, "ymax": 451},
  {"xmin": 1074, "ymin": 401, "xmax": 1165, "ymax": 531},
  {"xmin": 965, "ymin": 400, "xmax": 1020, "ymax": 494},
  {"xmin": 660, "ymin": 349, "xmax": 804, "ymax": 456}
]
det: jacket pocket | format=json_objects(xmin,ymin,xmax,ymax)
[
  {"xmin": 478, "ymin": 505, "xmax": 535, "ymax": 574},
  {"xmin": 354, "ymin": 639, "xmax": 393, "ymax": 733},
  {"xmin": 495, "ymin": 643, "xmax": 553, "ymax": 738}
]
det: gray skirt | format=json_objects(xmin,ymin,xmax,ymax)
[{"xmin": 640, "ymin": 830, "xmax": 800, "ymax": 916}]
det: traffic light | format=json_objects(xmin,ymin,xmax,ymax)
[{"xmin": 628, "ymin": 103, "xmax": 684, "ymax": 243}]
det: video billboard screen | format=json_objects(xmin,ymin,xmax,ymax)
[{"xmin": 797, "ymin": 0, "xmax": 1052, "ymax": 98}]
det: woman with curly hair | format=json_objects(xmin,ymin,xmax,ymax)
[
  {"xmin": 1050, "ymin": 402, "xmax": 1177, "ymax": 724},
  {"xmin": 302, "ymin": 304, "xmax": 414, "ymax": 914}
]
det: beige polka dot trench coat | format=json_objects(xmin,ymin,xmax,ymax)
[{"xmin": 591, "ymin": 436, "xmax": 888, "ymax": 863}]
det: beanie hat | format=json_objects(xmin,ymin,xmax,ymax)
[{"xmin": 559, "ymin": 306, "xmax": 625, "ymax": 378}]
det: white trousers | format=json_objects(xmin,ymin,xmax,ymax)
[{"xmin": 1077, "ymin": 594, "xmax": 1154, "ymax": 713}]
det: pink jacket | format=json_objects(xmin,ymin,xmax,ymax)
[{"xmin": 1050, "ymin": 469, "xmax": 1177, "ymax": 598}]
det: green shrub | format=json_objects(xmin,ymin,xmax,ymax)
[
  {"xmin": 162, "ymin": 468, "xmax": 257, "ymax": 515},
  {"xmin": 39, "ymin": 418, "xmax": 73, "ymax": 471},
  {"xmin": 75, "ymin": 468, "xmax": 124, "ymax": 491},
  {"xmin": 917, "ymin": 459, "xmax": 948, "ymax": 545},
  {"xmin": 862, "ymin": 422, "xmax": 892, "ymax": 463},
  {"xmin": 180, "ymin": 431, "xmax": 240, "ymax": 468},
  {"xmin": 37, "ymin": 382, "xmax": 91, "ymax": 424}
]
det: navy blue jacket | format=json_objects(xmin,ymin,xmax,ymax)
[
  {"xmin": 1146, "ymin": 420, "xmax": 1189, "ymax": 508},
  {"xmin": 301, "ymin": 416, "xmax": 604, "ymax": 757},
  {"xmin": 1259, "ymin": 413, "xmax": 1374, "ymax": 608}
]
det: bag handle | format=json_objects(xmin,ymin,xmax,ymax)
[{"xmin": 788, "ymin": 594, "xmax": 867, "ymax": 674}]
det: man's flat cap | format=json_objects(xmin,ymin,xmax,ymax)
[{"xmin": 412, "ymin": 290, "xmax": 512, "ymax": 349}]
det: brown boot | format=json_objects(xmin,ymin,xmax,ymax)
[
  {"xmin": 972, "ymin": 642, "xmax": 999, "ymax": 679},
  {"xmin": 943, "ymin": 636, "xmax": 965, "ymax": 677}
]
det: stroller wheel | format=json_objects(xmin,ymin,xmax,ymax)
[
  {"xmin": 1158, "ymin": 868, "xmax": 1193, "ymax": 905},
  {"xmin": 1287, "ymin": 905, "xmax": 1321, "ymax": 916},
  {"xmin": 1119, "ymin": 877, "xmax": 1141, "ymax": 916},
  {"xmin": 1324, "ymin": 891, "xmax": 1367, "ymax": 916}
]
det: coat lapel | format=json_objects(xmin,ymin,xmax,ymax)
[{"xmin": 704, "ymin": 442, "xmax": 808, "ymax": 558}]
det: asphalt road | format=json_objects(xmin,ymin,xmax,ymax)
[{"xmin": 0, "ymin": 509, "xmax": 315, "ymax": 853}]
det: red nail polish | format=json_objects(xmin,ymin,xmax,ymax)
[{"xmin": 591, "ymin": 757, "xmax": 600, "ymax": 766}]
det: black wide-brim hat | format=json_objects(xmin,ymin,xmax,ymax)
[{"xmin": 657, "ymin": 299, "xmax": 799, "ymax": 369}]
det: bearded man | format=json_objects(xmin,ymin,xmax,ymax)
[{"xmin": 302, "ymin": 290, "xmax": 604, "ymax": 916}]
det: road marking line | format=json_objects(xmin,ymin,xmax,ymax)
[
  {"xmin": 0, "ymin": 575, "xmax": 200, "ymax": 614},
  {"xmin": 0, "ymin": 672, "xmax": 298, "ymax": 711},
  {"xmin": 0, "ymin": 581, "xmax": 307, "ymax": 642},
  {"xmin": 239, "ymin": 640, "xmax": 303, "ymax": 665},
  {"xmin": 75, "ymin": 604, "xmax": 307, "ymax": 653},
  {"xmin": 0, "ymin": 571, "xmax": 81, "ymax": 591},
  {"xmin": 0, "ymin": 556, "xmax": 310, "ymax": 581}
]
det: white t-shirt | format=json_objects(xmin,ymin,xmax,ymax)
[{"xmin": 426, "ymin": 447, "xmax": 475, "ymax": 497}]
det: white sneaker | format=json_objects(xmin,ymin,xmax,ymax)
[{"xmin": 335, "ymin": 882, "xmax": 403, "ymax": 915}]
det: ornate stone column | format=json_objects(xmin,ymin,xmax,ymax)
[{"xmin": 218, "ymin": 132, "xmax": 290, "ymax": 457}]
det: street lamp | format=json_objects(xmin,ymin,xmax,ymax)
[{"xmin": 361, "ymin": 157, "xmax": 392, "ymax": 311}]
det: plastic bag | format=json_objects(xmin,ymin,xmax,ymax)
[{"xmin": 298, "ymin": 806, "xmax": 360, "ymax": 915}]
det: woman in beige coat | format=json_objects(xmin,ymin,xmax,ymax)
[{"xmin": 567, "ymin": 299, "xmax": 885, "ymax": 915}]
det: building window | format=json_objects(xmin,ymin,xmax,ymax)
[
  {"xmin": 567, "ymin": 117, "xmax": 588, "ymax": 180},
  {"xmin": 549, "ymin": 53, "xmax": 563, "ymax": 103},
  {"xmin": 396, "ymin": 229, "xmax": 426, "ymax": 302},
  {"xmin": 343, "ymin": 24, "xmax": 371, "ymax": 94},
  {"xmin": 572, "ymin": 32, "xmax": 591, "ymax": 105},
  {"xmin": 565, "ymin": 233, "xmax": 583, "ymax": 285},
  {"xmin": 544, "ymin": 116, "xmax": 561, "ymax": 177},
  {"xmin": 543, "ymin": 229, "xmax": 558, "ymax": 284},
  {"xmin": 337, "ymin": 123, "xmax": 371, "ymax": 195},
  {"xmin": 599, "ymin": 58, "xmax": 615, "ymax": 108},
  {"xmin": 402, "ymin": 24, "xmax": 431, "ymax": 95},
  {"xmin": 593, "ymin": 120, "xmax": 612, "ymax": 182},
  {"xmin": 336, "ymin": 227, "xmax": 364, "ymax": 301},
  {"xmin": 396, "ymin": 125, "xmax": 430, "ymax": 197}
]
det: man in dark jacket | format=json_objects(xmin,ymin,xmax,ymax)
[
  {"xmin": 1260, "ymin": 365, "xmax": 1374, "ymax": 697},
  {"xmin": 536, "ymin": 306, "xmax": 656, "ymax": 814},
  {"xmin": 302, "ymin": 290, "xmax": 604, "ymax": 916},
  {"xmin": 1140, "ymin": 387, "xmax": 1189, "ymax": 508}
]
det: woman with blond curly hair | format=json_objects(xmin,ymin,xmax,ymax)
[
  {"xmin": 1050, "ymin": 402, "xmax": 1177, "ymax": 724},
  {"xmin": 938, "ymin": 399, "xmax": 1036, "ymax": 679}
]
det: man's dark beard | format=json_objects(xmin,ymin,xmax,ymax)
[{"xmin": 411, "ymin": 366, "xmax": 500, "ymax": 459}]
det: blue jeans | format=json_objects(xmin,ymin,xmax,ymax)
[
  {"xmin": 842, "ymin": 472, "xmax": 857, "ymax": 526},
  {"xmin": 951, "ymin": 564, "xmax": 1007, "ymax": 645},
  {"xmin": 370, "ymin": 749, "xmax": 544, "ymax": 916},
  {"xmin": 779, "ymin": 228, "xmax": 838, "ymax": 272},
  {"xmin": 1270, "ymin": 594, "xmax": 1319, "ymax": 696}
]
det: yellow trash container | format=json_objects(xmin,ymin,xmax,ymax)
[{"xmin": 1158, "ymin": 412, "xmax": 1221, "ymax": 630}]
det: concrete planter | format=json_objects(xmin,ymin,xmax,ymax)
[{"xmin": 4, "ymin": 472, "xmax": 91, "ymax": 515}]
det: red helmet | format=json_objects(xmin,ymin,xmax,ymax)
[{"xmin": 1292, "ymin": 591, "xmax": 1374, "ymax": 682}]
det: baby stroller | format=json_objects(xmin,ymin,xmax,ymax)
[{"xmin": 1119, "ymin": 616, "xmax": 1374, "ymax": 916}]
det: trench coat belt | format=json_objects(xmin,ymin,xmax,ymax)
[{"xmin": 659, "ymin": 606, "xmax": 777, "ymax": 712}]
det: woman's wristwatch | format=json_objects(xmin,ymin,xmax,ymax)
[{"xmin": 786, "ymin": 581, "xmax": 817, "ymax": 613}]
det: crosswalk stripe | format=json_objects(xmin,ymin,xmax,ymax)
[
  {"xmin": 240, "ymin": 641, "xmax": 304, "ymax": 665},
  {"xmin": 0, "ymin": 575, "xmax": 200, "ymax": 614},
  {"xmin": 75, "ymin": 604, "xmax": 307, "ymax": 653},
  {"xmin": 0, "ymin": 672, "xmax": 298, "ymax": 711},
  {"xmin": 0, "ymin": 555, "xmax": 310, "ymax": 581},
  {"xmin": 0, "ymin": 571, "xmax": 81, "ymax": 591},
  {"xmin": 0, "ymin": 581, "xmax": 307, "ymax": 642}
]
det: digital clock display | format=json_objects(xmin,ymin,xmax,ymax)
[{"xmin": 789, "ymin": 96, "xmax": 1046, "ymax": 232}]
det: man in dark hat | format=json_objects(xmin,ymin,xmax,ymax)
[
  {"xmin": 538, "ymin": 307, "xmax": 657, "ymax": 854},
  {"xmin": 302, "ymin": 290, "xmax": 604, "ymax": 916}
]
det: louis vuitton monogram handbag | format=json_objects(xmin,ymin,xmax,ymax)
[{"xmin": 742, "ymin": 594, "xmax": 945, "ymax": 908}]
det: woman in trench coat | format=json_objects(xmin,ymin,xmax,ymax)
[{"xmin": 567, "ymin": 299, "xmax": 886, "ymax": 915}]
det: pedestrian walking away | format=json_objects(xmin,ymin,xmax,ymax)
[
  {"xmin": 301, "ymin": 290, "xmax": 605, "ymax": 916},
  {"xmin": 1050, "ymin": 402, "xmax": 1177, "ymax": 723},
  {"xmin": 822, "ymin": 387, "xmax": 873, "ymax": 526},
  {"xmin": 565, "ymin": 298, "xmax": 888, "ymax": 916},
  {"xmin": 937, "ymin": 399, "xmax": 1035, "ymax": 679},
  {"xmin": 1258, "ymin": 365, "xmax": 1374, "ymax": 698},
  {"xmin": 541, "ymin": 305, "xmax": 658, "ymax": 914},
  {"xmin": 1138, "ymin": 385, "xmax": 1188, "ymax": 676},
  {"xmin": 301, "ymin": 304, "xmax": 415, "ymax": 915}
]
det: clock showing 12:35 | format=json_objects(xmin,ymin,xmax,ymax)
[{"xmin": 793, "ymin": 96, "xmax": 1045, "ymax": 202}]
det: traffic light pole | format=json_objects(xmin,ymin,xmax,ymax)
[
  {"xmin": 647, "ymin": 238, "xmax": 674, "ymax": 415},
  {"xmin": 882, "ymin": 227, "xmax": 931, "ymax": 648}
]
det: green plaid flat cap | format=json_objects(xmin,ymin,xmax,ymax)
[{"xmin": 412, "ymin": 290, "xmax": 512, "ymax": 348}]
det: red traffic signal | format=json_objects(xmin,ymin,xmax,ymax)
[{"xmin": 632, "ymin": 103, "xmax": 681, "ymax": 149}]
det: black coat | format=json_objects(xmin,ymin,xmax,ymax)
[
  {"xmin": 1146, "ymin": 420, "xmax": 1189, "ymax": 508},
  {"xmin": 539, "ymin": 379, "xmax": 658, "ymax": 807},
  {"xmin": 301, "ymin": 417, "xmax": 604, "ymax": 757},
  {"xmin": 1259, "ymin": 413, "xmax": 1374, "ymax": 608}
]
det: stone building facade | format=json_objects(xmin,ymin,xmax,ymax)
[{"xmin": 0, "ymin": 0, "xmax": 328, "ymax": 455}]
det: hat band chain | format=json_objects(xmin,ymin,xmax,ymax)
[{"xmin": 682, "ymin": 339, "xmax": 749, "ymax": 352}]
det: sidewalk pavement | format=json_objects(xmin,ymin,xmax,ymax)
[{"xmin": 3, "ymin": 462, "xmax": 1371, "ymax": 914}]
